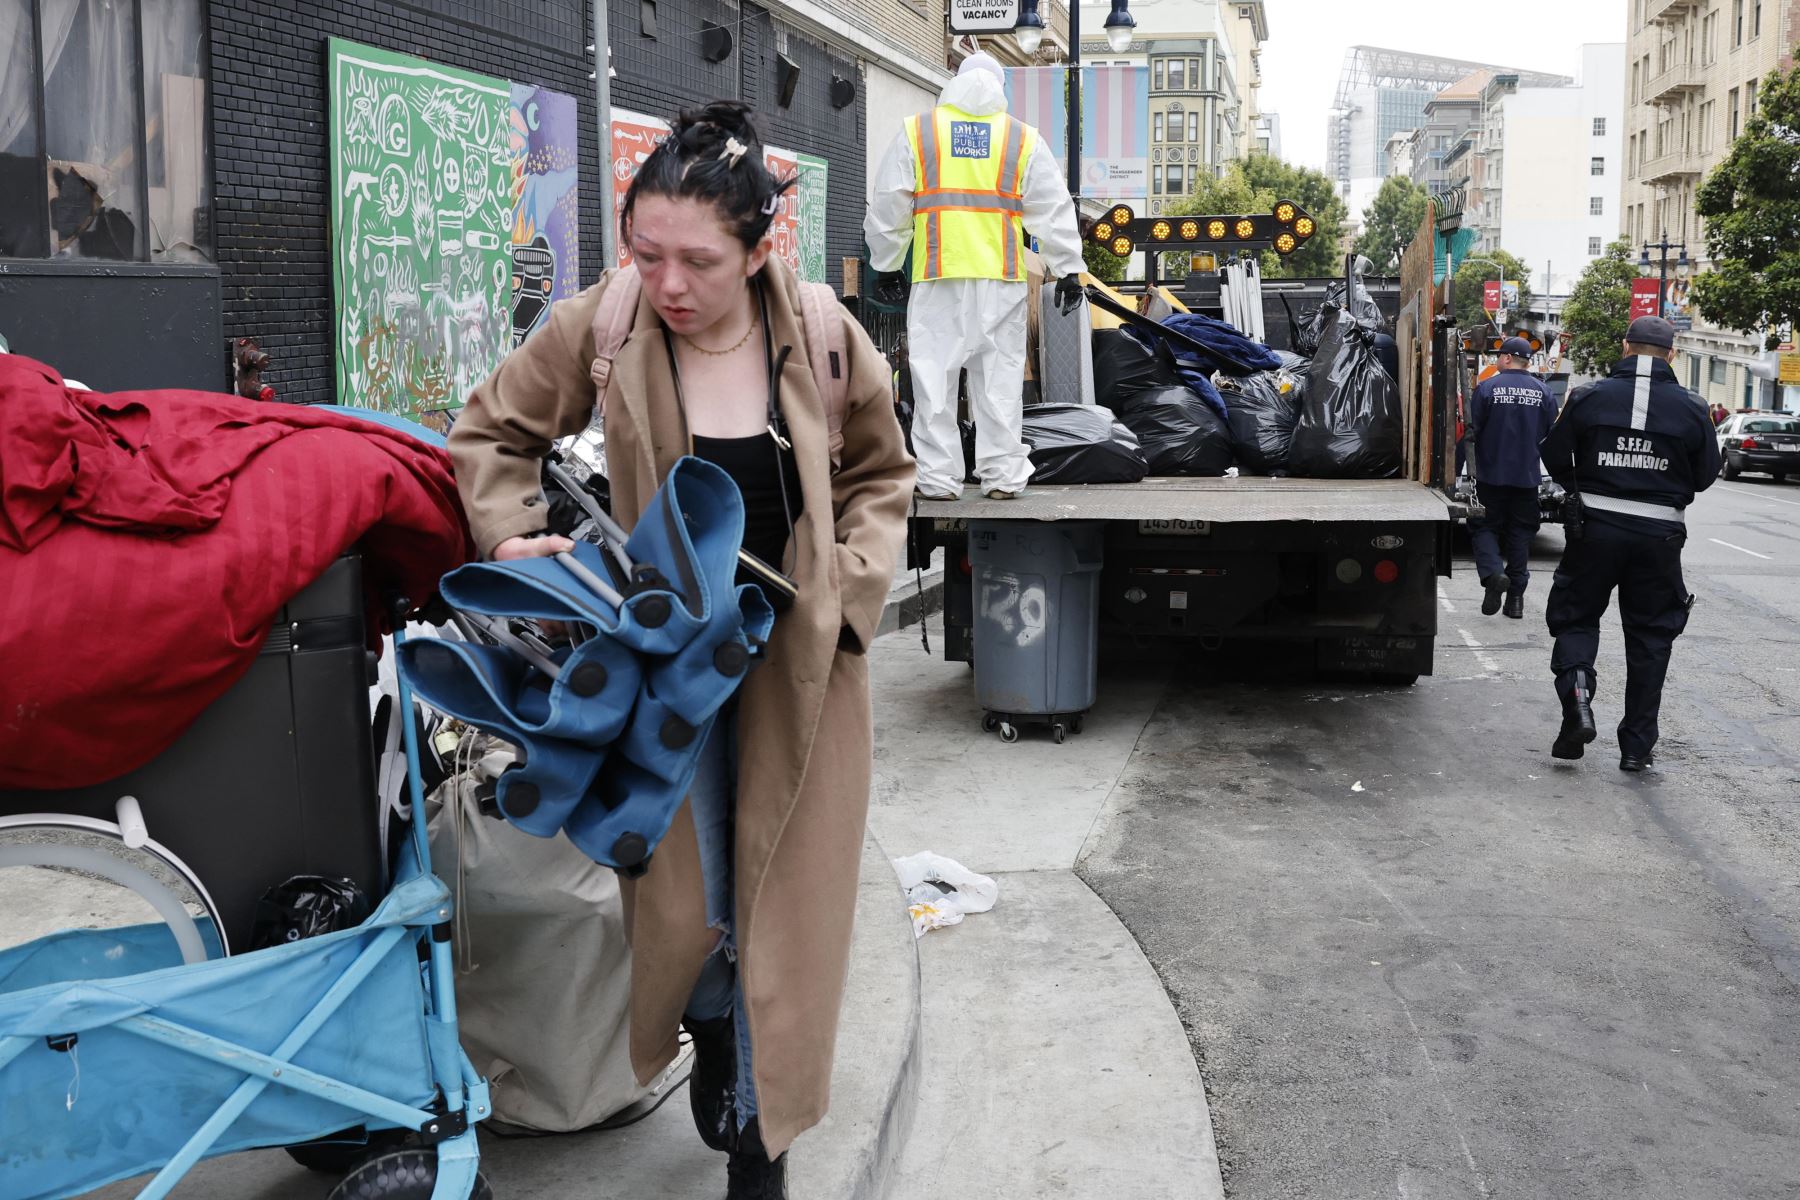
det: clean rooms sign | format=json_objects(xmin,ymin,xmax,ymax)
[{"xmin": 950, "ymin": 0, "xmax": 1021, "ymax": 33}]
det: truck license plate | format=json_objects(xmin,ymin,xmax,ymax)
[{"xmin": 1138, "ymin": 519, "xmax": 1211, "ymax": 535}]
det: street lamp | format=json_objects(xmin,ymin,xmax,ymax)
[
  {"xmin": 1014, "ymin": 0, "xmax": 1046, "ymax": 55},
  {"xmin": 1639, "ymin": 230, "xmax": 1688, "ymax": 323},
  {"xmin": 1016, "ymin": 0, "xmax": 1136, "ymax": 196}
]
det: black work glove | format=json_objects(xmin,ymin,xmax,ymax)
[
  {"xmin": 875, "ymin": 271, "xmax": 909, "ymax": 305},
  {"xmin": 1054, "ymin": 273, "xmax": 1084, "ymax": 316}
]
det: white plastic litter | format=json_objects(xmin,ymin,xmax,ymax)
[
  {"xmin": 892, "ymin": 852, "xmax": 1000, "ymax": 938},
  {"xmin": 1351, "ymin": 781, "xmax": 1365, "ymax": 793}
]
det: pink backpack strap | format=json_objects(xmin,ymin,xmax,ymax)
[
  {"xmin": 796, "ymin": 280, "xmax": 849, "ymax": 471},
  {"xmin": 588, "ymin": 265, "xmax": 643, "ymax": 413}
]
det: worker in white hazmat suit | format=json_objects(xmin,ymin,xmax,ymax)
[{"xmin": 864, "ymin": 52, "xmax": 1086, "ymax": 499}]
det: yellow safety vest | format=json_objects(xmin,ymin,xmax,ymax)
[{"xmin": 904, "ymin": 106, "xmax": 1034, "ymax": 283}]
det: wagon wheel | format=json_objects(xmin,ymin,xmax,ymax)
[{"xmin": 328, "ymin": 1149, "xmax": 493, "ymax": 1200}]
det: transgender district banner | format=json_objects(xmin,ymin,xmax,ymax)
[{"xmin": 1004, "ymin": 65, "xmax": 1149, "ymax": 198}]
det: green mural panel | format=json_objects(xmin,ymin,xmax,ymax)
[
  {"xmin": 329, "ymin": 39, "xmax": 514, "ymax": 421},
  {"xmin": 796, "ymin": 152, "xmax": 829, "ymax": 285}
]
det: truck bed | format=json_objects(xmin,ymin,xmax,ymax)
[{"xmin": 918, "ymin": 477, "xmax": 1453, "ymax": 524}]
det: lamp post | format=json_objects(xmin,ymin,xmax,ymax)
[
  {"xmin": 1638, "ymin": 231, "xmax": 1689, "ymax": 324},
  {"xmin": 1015, "ymin": 0, "xmax": 1136, "ymax": 196}
]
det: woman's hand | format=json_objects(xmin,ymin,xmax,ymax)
[{"xmin": 492, "ymin": 533, "xmax": 576, "ymax": 561}]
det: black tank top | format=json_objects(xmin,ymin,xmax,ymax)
[{"xmin": 692, "ymin": 434, "xmax": 804, "ymax": 569}]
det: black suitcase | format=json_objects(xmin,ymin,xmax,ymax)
[{"xmin": 0, "ymin": 554, "xmax": 384, "ymax": 953}]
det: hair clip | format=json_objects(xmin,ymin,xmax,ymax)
[
  {"xmin": 719, "ymin": 136, "xmax": 749, "ymax": 167},
  {"xmin": 761, "ymin": 191, "xmax": 781, "ymax": 215}
]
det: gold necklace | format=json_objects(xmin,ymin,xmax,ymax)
[{"xmin": 683, "ymin": 316, "xmax": 757, "ymax": 357}]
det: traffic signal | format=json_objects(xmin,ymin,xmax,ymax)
[{"xmin": 1086, "ymin": 200, "xmax": 1316, "ymax": 257}]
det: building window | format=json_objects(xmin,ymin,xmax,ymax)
[
  {"xmin": 1153, "ymin": 165, "xmax": 1163, "ymax": 194},
  {"xmin": 1591, "ymin": 156, "xmax": 1605, "ymax": 176},
  {"xmin": 1592, "ymin": 116, "xmax": 1607, "ymax": 136},
  {"xmin": 1753, "ymin": 0, "xmax": 1762, "ymax": 36},
  {"xmin": 1588, "ymin": 237, "xmax": 1603, "ymax": 254},
  {"xmin": 1189, "ymin": 58, "xmax": 1199, "ymax": 89},
  {"xmin": 1747, "ymin": 78, "xmax": 1758, "ymax": 117},
  {"xmin": 1711, "ymin": 358, "xmax": 1728, "ymax": 385},
  {"xmin": 1154, "ymin": 60, "xmax": 1164, "ymax": 90},
  {"xmin": 1734, "ymin": 0, "xmax": 1744, "ymax": 46},
  {"xmin": 1590, "ymin": 196, "xmax": 1604, "ymax": 215},
  {"xmin": 1729, "ymin": 87, "xmax": 1741, "ymax": 139},
  {"xmin": 1169, "ymin": 59, "xmax": 1184, "ymax": 91},
  {"xmin": 1154, "ymin": 111, "xmax": 1163, "ymax": 141},
  {"xmin": 1689, "ymin": 356, "xmax": 1701, "ymax": 390},
  {"xmin": 1631, "ymin": 62, "xmax": 1639, "ymax": 103},
  {"xmin": 1167, "ymin": 164, "xmax": 1184, "ymax": 196},
  {"xmin": 2, "ymin": 0, "xmax": 211, "ymax": 263},
  {"xmin": 1189, "ymin": 112, "xmax": 1199, "ymax": 142}
]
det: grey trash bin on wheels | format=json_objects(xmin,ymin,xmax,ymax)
[{"xmin": 969, "ymin": 520, "xmax": 1104, "ymax": 744}]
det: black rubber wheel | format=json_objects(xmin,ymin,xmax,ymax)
[
  {"xmin": 287, "ymin": 1129, "xmax": 410, "ymax": 1175},
  {"xmin": 1052, "ymin": 723, "xmax": 1067, "ymax": 745},
  {"xmin": 981, "ymin": 713, "xmax": 1000, "ymax": 733},
  {"xmin": 1069, "ymin": 714, "xmax": 1085, "ymax": 735},
  {"xmin": 999, "ymin": 723, "xmax": 1020, "ymax": 744},
  {"xmin": 1774, "ymin": 473, "xmax": 1787, "ymax": 483},
  {"xmin": 1723, "ymin": 454, "xmax": 1741, "ymax": 480},
  {"xmin": 327, "ymin": 1149, "xmax": 493, "ymax": 1200}
]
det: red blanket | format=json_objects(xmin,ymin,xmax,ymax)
[{"xmin": 0, "ymin": 355, "xmax": 474, "ymax": 788}]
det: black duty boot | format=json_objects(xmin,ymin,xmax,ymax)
[
  {"xmin": 726, "ymin": 1119, "xmax": 788, "ymax": 1199},
  {"xmin": 1551, "ymin": 678, "xmax": 1597, "ymax": 760},
  {"xmin": 1503, "ymin": 592, "xmax": 1525, "ymax": 620},
  {"xmin": 684, "ymin": 1015, "xmax": 738, "ymax": 1153},
  {"xmin": 1619, "ymin": 751, "xmax": 1656, "ymax": 773},
  {"xmin": 1481, "ymin": 574, "xmax": 1506, "ymax": 616}
]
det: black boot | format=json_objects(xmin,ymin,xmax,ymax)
[
  {"xmin": 1552, "ymin": 676, "xmax": 1597, "ymax": 760},
  {"xmin": 684, "ymin": 1015, "xmax": 738, "ymax": 1153},
  {"xmin": 1481, "ymin": 574, "xmax": 1506, "ymax": 616},
  {"xmin": 1503, "ymin": 592, "xmax": 1525, "ymax": 619},
  {"xmin": 726, "ymin": 1119, "xmax": 788, "ymax": 1199}
]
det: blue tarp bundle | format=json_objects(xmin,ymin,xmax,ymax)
[
  {"xmin": 397, "ymin": 456, "xmax": 773, "ymax": 874},
  {"xmin": 1121, "ymin": 312, "xmax": 1284, "ymax": 421}
]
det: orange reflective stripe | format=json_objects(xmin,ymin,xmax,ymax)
[{"xmin": 997, "ymin": 117, "xmax": 1027, "ymax": 194}]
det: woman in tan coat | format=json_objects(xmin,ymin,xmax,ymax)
[{"xmin": 448, "ymin": 102, "xmax": 913, "ymax": 1198}]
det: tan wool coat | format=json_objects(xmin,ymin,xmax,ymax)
[{"xmin": 448, "ymin": 255, "xmax": 915, "ymax": 1156}]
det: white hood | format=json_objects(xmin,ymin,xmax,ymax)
[{"xmin": 937, "ymin": 70, "xmax": 1008, "ymax": 117}]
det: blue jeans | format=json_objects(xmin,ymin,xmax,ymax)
[{"xmin": 682, "ymin": 708, "xmax": 758, "ymax": 1130}]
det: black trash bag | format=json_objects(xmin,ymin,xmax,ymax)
[
  {"xmin": 1112, "ymin": 386, "xmax": 1233, "ymax": 477},
  {"xmin": 1290, "ymin": 291, "xmax": 1341, "ymax": 357},
  {"xmin": 1271, "ymin": 350, "xmax": 1310, "ymax": 375},
  {"xmin": 1219, "ymin": 372, "xmax": 1303, "ymax": 476},
  {"xmin": 1289, "ymin": 311, "xmax": 1404, "ymax": 479},
  {"xmin": 251, "ymin": 875, "xmax": 372, "ymax": 950},
  {"xmin": 1091, "ymin": 328, "xmax": 1183, "ymax": 403},
  {"xmin": 1020, "ymin": 403, "xmax": 1149, "ymax": 484}
]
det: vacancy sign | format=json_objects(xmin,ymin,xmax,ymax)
[{"xmin": 951, "ymin": 0, "xmax": 1020, "ymax": 33}]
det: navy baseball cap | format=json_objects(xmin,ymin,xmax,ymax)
[
  {"xmin": 1499, "ymin": 336, "xmax": 1534, "ymax": 359},
  {"xmin": 1625, "ymin": 316, "xmax": 1677, "ymax": 348}
]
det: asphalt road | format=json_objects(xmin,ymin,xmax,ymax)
[{"xmin": 1079, "ymin": 476, "xmax": 1800, "ymax": 1199}]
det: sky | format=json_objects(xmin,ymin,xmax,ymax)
[{"xmin": 1257, "ymin": 0, "xmax": 1630, "ymax": 171}]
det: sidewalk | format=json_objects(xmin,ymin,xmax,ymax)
[{"xmin": 73, "ymin": 573, "xmax": 1219, "ymax": 1199}]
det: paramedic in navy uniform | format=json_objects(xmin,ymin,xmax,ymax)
[
  {"xmin": 1467, "ymin": 336, "xmax": 1559, "ymax": 619},
  {"xmin": 1539, "ymin": 316, "xmax": 1720, "ymax": 772}
]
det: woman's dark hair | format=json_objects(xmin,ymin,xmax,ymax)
[{"xmin": 620, "ymin": 101, "xmax": 798, "ymax": 251}]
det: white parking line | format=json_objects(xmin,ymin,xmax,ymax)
[
  {"xmin": 1708, "ymin": 537, "xmax": 1773, "ymax": 560},
  {"xmin": 1437, "ymin": 584, "xmax": 1457, "ymax": 614},
  {"xmin": 1717, "ymin": 483, "xmax": 1800, "ymax": 509},
  {"xmin": 1457, "ymin": 628, "xmax": 1501, "ymax": 675}
]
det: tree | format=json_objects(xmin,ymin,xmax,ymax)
[
  {"xmin": 1559, "ymin": 239, "xmax": 1639, "ymax": 376},
  {"xmin": 1450, "ymin": 249, "xmax": 1535, "ymax": 331},
  {"xmin": 1692, "ymin": 60, "xmax": 1800, "ymax": 349},
  {"xmin": 1354, "ymin": 176, "xmax": 1430, "ymax": 273},
  {"xmin": 1241, "ymin": 154, "xmax": 1351, "ymax": 279},
  {"xmin": 1083, "ymin": 238, "xmax": 1127, "ymax": 283}
]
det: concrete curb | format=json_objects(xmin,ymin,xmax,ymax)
[
  {"xmin": 789, "ymin": 834, "xmax": 923, "ymax": 1200},
  {"xmin": 876, "ymin": 564, "xmax": 944, "ymax": 640}
]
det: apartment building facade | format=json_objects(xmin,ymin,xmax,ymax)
[{"xmin": 1621, "ymin": 0, "xmax": 1800, "ymax": 408}]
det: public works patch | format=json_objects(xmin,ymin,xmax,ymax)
[{"xmin": 949, "ymin": 122, "xmax": 993, "ymax": 159}]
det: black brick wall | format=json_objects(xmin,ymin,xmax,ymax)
[{"xmin": 209, "ymin": 0, "xmax": 866, "ymax": 404}]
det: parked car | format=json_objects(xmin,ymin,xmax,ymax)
[{"xmin": 1718, "ymin": 413, "xmax": 1800, "ymax": 481}]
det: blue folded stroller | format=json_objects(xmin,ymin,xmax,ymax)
[{"xmin": 397, "ymin": 455, "xmax": 773, "ymax": 875}]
